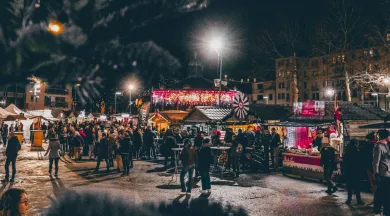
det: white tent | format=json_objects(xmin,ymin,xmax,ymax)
[
  {"xmin": 0, "ymin": 107, "xmax": 15, "ymax": 116},
  {"xmin": 27, "ymin": 109, "xmax": 58, "ymax": 121},
  {"xmin": 5, "ymin": 104, "xmax": 33, "ymax": 118}
]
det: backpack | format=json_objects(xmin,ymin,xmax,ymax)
[{"xmin": 236, "ymin": 144, "xmax": 243, "ymax": 154}]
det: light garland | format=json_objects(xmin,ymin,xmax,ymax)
[{"xmin": 152, "ymin": 90, "xmax": 236, "ymax": 105}]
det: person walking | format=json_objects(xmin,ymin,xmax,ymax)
[
  {"xmin": 114, "ymin": 142, "xmax": 122, "ymax": 173},
  {"xmin": 269, "ymin": 128, "xmax": 281, "ymax": 170},
  {"xmin": 71, "ymin": 131, "xmax": 84, "ymax": 161},
  {"xmin": 133, "ymin": 128, "xmax": 143, "ymax": 160},
  {"xmin": 143, "ymin": 126, "xmax": 156, "ymax": 160},
  {"xmin": 44, "ymin": 134, "xmax": 61, "ymax": 178},
  {"xmin": 179, "ymin": 140, "xmax": 197, "ymax": 195},
  {"xmin": 119, "ymin": 133, "xmax": 132, "ymax": 176},
  {"xmin": 198, "ymin": 139, "xmax": 212, "ymax": 194},
  {"xmin": 2, "ymin": 133, "xmax": 21, "ymax": 183},
  {"xmin": 194, "ymin": 132, "xmax": 204, "ymax": 177},
  {"xmin": 372, "ymin": 129, "xmax": 390, "ymax": 216},
  {"xmin": 344, "ymin": 139, "xmax": 365, "ymax": 205},
  {"xmin": 261, "ymin": 129, "xmax": 272, "ymax": 173},
  {"xmin": 0, "ymin": 188, "xmax": 29, "ymax": 216},
  {"xmin": 364, "ymin": 131, "xmax": 377, "ymax": 207},
  {"xmin": 162, "ymin": 129, "xmax": 176, "ymax": 169},
  {"xmin": 1, "ymin": 124, "xmax": 8, "ymax": 146},
  {"xmin": 107, "ymin": 130, "xmax": 116, "ymax": 167},
  {"xmin": 95, "ymin": 133, "xmax": 110, "ymax": 173},
  {"xmin": 41, "ymin": 123, "xmax": 47, "ymax": 143},
  {"xmin": 230, "ymin": 138, "xmax": 242, "ymax": 178},
  {"xmin": 320, "ymin": 142, "xmax": 338, "ymax": 194},
  {"xmin": 59, "ymin": 127, "xmax": 68, "ymax": 157}
]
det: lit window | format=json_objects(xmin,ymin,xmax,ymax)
[
  {"xmin": 370, "ymin": 49, "xmax": 374, "ymax": 57},
  {"xmin": 342, "ymin": 55, "xmax": 345, "ymax": 62}
]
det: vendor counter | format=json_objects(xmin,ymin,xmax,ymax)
[{"xmin": 282, "ymin": 153, "xmax": 341, "ymax": 181}]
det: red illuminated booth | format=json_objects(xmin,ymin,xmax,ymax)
[{"xmin": 263, "ymin": 100, "xmax": 342, "ymax": 181}]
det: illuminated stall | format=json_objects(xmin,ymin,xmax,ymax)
[{"xmin": 265, "ymin": 101, "xmax": 387, "ymax": 181}]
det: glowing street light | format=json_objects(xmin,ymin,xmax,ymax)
[
  {"xmin": 326, "ymin": 89, "xmax": 335, "ymax": 97},
  {"xmin": 210, "ymin": 37, "xmax": 224, "ymax": 105},
  {"xmin": 128, "ymin": 84, "xmax": 136, "ymax": 114},
  {"xmin": 48, "ymin": 21, "xmax": 63, "ymax": 35}
]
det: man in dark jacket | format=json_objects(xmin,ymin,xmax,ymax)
[
  {"xmin": 143, "ymin": 126, "xmax": 156, "ymax": 160},
  {"xmin": 1, "ymin": 124, "xmax": 8, "ymax": 146},
  {"xmin": 224, "ymin": 128, "xmax": 234, "ymax": 144},
  {"xmin": 261, "ymin": 130, "xmax": 272, "ymax": 173},
  {"xmin": 179, "ymin": 141, "xmax": 198, "ymax": 195},
  {"xmin": 95, "ymin": 133, "xmax": 110, "ymax": 172},
  {"xmin": 198, "ymin": 139, "xmax": 212, "ymax": 194},
  {"xmin": 120, "ymin": 133, "xmax": 132, "ymax": 175},
  {"xmin": 2, "ymin": 133, "xmax": 21, "ymax": 183},
  {"xmin": 194, "ymin": 132, "xmax": 204, "ymax": 177},
  {"xmin": 320, "ymin": 143, "xmax": 338, "ymax": 194},
  {"xmin": 163, "ymin": 130, "xmax": 176, "ymax": 169},
  {"xmin": 270, "ymin": 128, "xmax": 280, "ymax": 170}
]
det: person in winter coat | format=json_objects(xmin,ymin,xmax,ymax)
[
  {"xmin": 45, "ymin": 134, "xmax": 61, "ymax": 178},
  {"xmin": 143, "ymin": 126, "xmax": 156, "ymax": 160},
  {"xmin": 269, "ymin": 128, "xmax": 281, "ymax": 170},
  {"xmin": 84, "ymin": 126, "xmax": 94, "ymax": 160},
  {"xmin": 230, "ymin": 138, "xmax": 242, "ymax": 178},
  {"xmin": 1, "ymin": 124, "xmax": 8, "ymax": 146},
  {"xmin": 71, "ymin": 132, "xmax": 84, "ymax": 161},
  {"xmin": 224, "ymin": 128, "xmax": 234, "ymax": 144},
  {"xmin": 133, "ymin": 128, "xmax": 143, "ymax": 159},
  {"xmin": 198, "ymin": 139, "xmax": 212, "ymax": 194},
  {"xmin": 59, "ymin": 127, "xmax": 68, "ymax": 156},
  {"xmin": 372, "ymin": 129, "xmax": 390, "ymax": 216},
  {"xmin": 179, "ymin": 140, "xmax": 198, "ymax": 195},
  {"xmin": 194, "ymin": 132, "xmax": 204, "ymax": 176},
  {"xmin": 119, "ymin": 133, "xmax": 132, "ymax": 176},
  {"xmin": 261, "ymin": 130, "xmax": 272, "ymax": 173},
  {"xmin": 2, "ymin": 133, "xmax": 21, "ymax": 183},
  {"xmin": 344, "ymin": 139, "xmax": 365, "ymax": 205},
  {"xmin": 95, "ymin": 133, "xmax": 110, "ymax": 173},
  {"xmin": 320, "ymin": 143, "xmax": 338, "ymax": 194},
  {"xmin": 163, "ymin": 130, "xmax": 176, "ymax": 169}
]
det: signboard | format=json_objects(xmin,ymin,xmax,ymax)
[
  {"xmin": 293, "ymin": 100, "xmax": 325, "ymax": 117},
  {"xmin": 138, "ymin": 102, "xmax": 151, "ymax": 127}
]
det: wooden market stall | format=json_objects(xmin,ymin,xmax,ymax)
[
  {"xmin": 149, "ymin": 110, "xmax": 189, "ymax": 133},
  {"xmin": 264, "ymin": 101, "xmax": 387, "ymax": 181}
]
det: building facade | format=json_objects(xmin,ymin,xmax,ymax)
[
  {"xmin": 0, "ymin": 84, "xmax": 26, "ymax": 109},
  {"xmin": 274, "ymin": 47, "xmax": 390, "ymax": 110},
  {"xmin": 251, "ymin": 80, "xmax": 276, "ymax": 104},
  {"xmin": 25, "ymin": 83, "xmax": 73, "ymax": 111}
]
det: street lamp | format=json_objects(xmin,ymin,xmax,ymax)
[
  {"xmin": 48, "ymin": 21, "xmax": 63, "ymax": 35},
  {"xmin": 115, "ymin": 92, "xmax": 122, "ymax": 114},
  {"xmin": 326, "ymin": 89, "xmax": 335, "ymax": 97},
  {"xmin": 210, "ymin": 38, "xmax": 223, "ymax": 106},
  {"xmin": 128, "ymin": 84, "xmax": 135, "ymax": 114}
]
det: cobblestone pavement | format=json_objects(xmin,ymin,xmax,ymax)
[{"xmin": 0, "ymin": 143, "xmax": 374, "ymax": 216}]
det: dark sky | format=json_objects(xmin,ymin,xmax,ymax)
[{"xmin": 131, "ymin": 0, "xmax": 382, "ymax": 80}]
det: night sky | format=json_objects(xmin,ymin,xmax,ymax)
[{"xmin": 136, "ymin": 0, "xmax": 382, "ymax": 81}]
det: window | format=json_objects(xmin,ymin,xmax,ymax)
[
  {"xmin": 341, "ymin": 55, "xmax": 345, "ymax": 62},
  {"xmin": 278, "ymin": 94, "xmax": 281, "ymax": 100},
  {"xmin": 257, "ymin": 95, "xmax": 263, "ymax": 101},
  {"xmin": 304, "ymin": 82, "xmax": 307, "ymax": 89},
  {"xmin": 311, "ymin": 93, "xmax": 319, "ymax": 100},
  {"xmin": 286, "ymin": 82, "xmax": 290, "ymax": 90},
  {"xmin": 352, "ymin": 89, "xmax": 358, "ymax": 97},
  {"xmin": 278, "ymin": 83, "xmax": 281, "ymax": 89},
  {"xmin": 304, "ymin": 93, "xmax": 308, "ymax": 100},
  {"xmin": 257, "ymin": 84, "xmax": 263, "ymax": 89},
  {"xmin": 286, "ymin": 93, "xmax": 290, "ymax": 101},
  {"xmin": 281, "ymin": 93, "xmax": 285, "ymax": 99},
  {"xmin": 323, "ymin": 80, "xmax": 327, "ymax": 87},
  {"xmin": 268, "ymin": 94, "xmax": 273, "ymax": 100},
  {"xmin": 281, "ymin": 82, "xmax": 285, "ymax": 88}
]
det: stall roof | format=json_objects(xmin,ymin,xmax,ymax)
[
  {"xmin": 262, "ymin": 121, "xmax": 332, "ymax": 128},
  {"xmin": 183, "ymin": 106, "xmax": 232, "ymax": 123},
  {"xmin": 249, "ymin": 104, "xmax": 293, "ymax": 121},
  {"xmin": 288, "ymin": 101, "xmax": 387, "ymax": 122},
  {"xmin": 5, "ymin": 104, "xmax": 33, "ymax": 117}
]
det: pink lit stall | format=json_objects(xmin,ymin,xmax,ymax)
[{"xmin": 264, "ymin": 121, "xmax": 343, "ymax": 181}]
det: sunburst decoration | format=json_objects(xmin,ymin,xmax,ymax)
[{"xmin": 233, "ymin": 91, "xmax": 249, "ymax": 120}]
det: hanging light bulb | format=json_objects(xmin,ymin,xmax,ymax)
[{"xmin": 35, "ymin": 0, "xmax": 40, "ymax": 8}]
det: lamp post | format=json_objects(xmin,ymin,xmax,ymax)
[
  {"xmin": 48, "ymin": 21, "xmax": 64, "ymax": 35},
  {"xmin": 210, "ymin": 38, "xmax": 223, "ymax": 106},
  {"xmin": 115, "ymin": 92, "xmax": 122, "ymax": 114},
  {"xmin": 128, "ymin": 84, "xmax": 135, "ymax": 114}
]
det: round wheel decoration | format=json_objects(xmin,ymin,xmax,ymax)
[{"xmin": 233, "ymin": 91, "xmax": 249, "ymax": 120}]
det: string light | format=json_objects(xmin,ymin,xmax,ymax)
[{"xmin": 152, "ymin": 90, "xmax": 236, "ymax": 105}]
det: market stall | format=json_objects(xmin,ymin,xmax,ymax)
[{"xmin": 264, "ymin": 100, "xmax": 387, "ymax": 181}]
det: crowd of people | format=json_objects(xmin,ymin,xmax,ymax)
[{"xmin": 0, "ymin": 119, "xmax": 389, "ymax": 215}]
